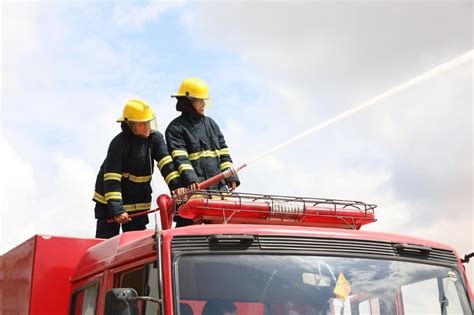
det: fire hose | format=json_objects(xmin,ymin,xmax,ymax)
[{"xmin": 106, "ymin": 164, "xmax": 247, "ymax": 224}]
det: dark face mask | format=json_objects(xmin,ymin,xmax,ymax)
[{"xmin": 176, "ymin": 97, "xmax": 193, "ymax": 112}]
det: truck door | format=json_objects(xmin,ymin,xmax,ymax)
[
  {"xmin": 113, "ymin": 261, "xmax": 159, "ymax": 315},
  {"xmin": 70, "ymin": 281, "xmax": 100, "ymax": 315}
]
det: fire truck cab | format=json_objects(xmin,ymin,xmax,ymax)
[{"xmin": 2, "ymin": 191, "xmax": 473, "ymax": 315}]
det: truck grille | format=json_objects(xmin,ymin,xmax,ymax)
[{"xmin": 171, "ymin": 235, "xmax": 458, "ymax": 265}]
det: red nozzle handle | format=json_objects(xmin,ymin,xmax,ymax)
[
  {"xmin": 106, "ymin": 208, "xmax": 158, "ymax": 224},
  {"xmin": 197, "ymin": 164, "xmax": 246, "ymax": 189}
]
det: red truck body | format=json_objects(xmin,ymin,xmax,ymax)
[
  {"xmin": 1, "ymin": 235, "xmax": 101, "ymax": 314},
  {"xmin": 1, "ymin": 192, "xmax": 472, "ymax": 314}
]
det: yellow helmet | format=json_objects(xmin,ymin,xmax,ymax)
[
  {"xmin": 117, "ymin": 100, "xmax": 155, "ymax": 122},
  {"xmin": 171, "ymin": 77, "xmax": 210, "ymax": 100}
]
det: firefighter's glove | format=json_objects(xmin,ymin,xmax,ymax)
[
  {"xmin": 228, "ymin": 181, "xmax": 237, "ymax": 192},
  {"xmin": 114, "ymin": 212, "xmax": 131, "ymax": 224}
]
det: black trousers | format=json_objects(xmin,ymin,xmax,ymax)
[
  {"xmin": 174, "ymin": 215, "xmax": 194, "ymax": 227},
  {"xmin": 95, "ymin": 216, "xmax": 148, "ymax": 238},
  {"xmin": 95, "ymin": 204, "xmax": 148, "ymax": 238}
]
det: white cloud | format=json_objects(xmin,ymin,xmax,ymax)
[
  {"xmin": 1, "ymin": 136, "xmax": 38, "ymax": 253},
  {"xmin": 0, "ymin": 136, "xmax": 97, "ymax": 253},
  {"xmin": 47, "ymin": 153, "xmax": 97, "ymax": 237},
  {"xmin": 2, "ymin": 2, "xmax": 41, "ymax": 55},
  {"xmin": 2, "ymin": 2, "xmax": 42, "ymax": 95},
  {"xmin": 112, "ymin": 1, "xmax": 184, "ymax": 30}
]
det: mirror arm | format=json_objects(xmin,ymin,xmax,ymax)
[
  {"xmin": 461, "ymin": 252, "xmax": 474, "ymax": 264},
  {"xmin": 130, "ymin": 296, "xmax": 161, "ymax": 304}
]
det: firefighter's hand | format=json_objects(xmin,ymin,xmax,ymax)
[
  {"xmin": 172, "ymin": 187, "xmax": 188, "ymax": 203},
  {"xmin": 172, "ymin": 187, "xmax": 187, "ymax": 196},
  {"xmin": 228, "ymin": 181, "xmax": 237, "ymax": 191},
  {"xmin": 187, "ymin": 182, "xmax": 199, "ymax": 190},
  {"xmin": 114, "ymin": 212, "xmax": 131, "ymax": 224}
]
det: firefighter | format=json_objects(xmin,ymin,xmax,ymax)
[
  {"xmin": 166, "ymin": 78, "xmax": 240, "ymax": 227},
  {"xmin": 93, "ymin": 100, "xmax": 184, "ymax": 238}
]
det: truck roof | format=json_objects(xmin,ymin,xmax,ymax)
[{"xmin": 71, "ymin": 224, "xmax": 459, "ymax": 283}]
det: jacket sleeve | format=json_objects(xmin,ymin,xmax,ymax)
[
  {"xmin": 102, "ymin": 137, "xmax": 125, "ymax": 217},
  {"xmin": 152, "ymin": 132, "xmax": 183, "ymax": 191},
  {"xmin": 212, "ymin": 119, "xmax": 240, "ymax": 187},
  {"xmin": 165, "ymin": 124, "xmax": 199, "ymax": 185}
]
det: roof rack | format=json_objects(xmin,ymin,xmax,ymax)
[{"xmin": 175, "ymin": 190, "xmax": 377, "ymax": 230}]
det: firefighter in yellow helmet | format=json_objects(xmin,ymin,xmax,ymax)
[
  {"xmin": 93, "ymin": 100, "xmax": 185, "ymax": 238},
  {"xmin": 165, "ymin": 78, "xmax": 240, "ymax": 227}
]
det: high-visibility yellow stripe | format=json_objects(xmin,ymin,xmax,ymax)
[
  {"xmin": 105, "ymin": 191, "xmax": 122, "ymax": 200},
  {"xmin": 219, "ymin": 148, "xmax": 230, "ymax": 155},
  {"xmin": 122, "ymin": 173, "xmax": 152, "ymax": 183},
  {"xmin": 178, "ymin": 164, "xmax": 194, "ymax": 174},
  {"xmin": 123, "ymin": 202, "xmax": 151, "ymax": 212},
  {"xmin": 173, "ymin": 148, "xmax": 229, "ymax": 161},
  {"xmin": 172, "ymin": 150, "xmax": 188, "ymax": 158},
  {"xmin": 93, "ymin": 192, "xmax": 107, "ymax": 204},
  {"xmin": 189, "ymin": 150, "xmax": 219, "ymax": 160},
  {"xmin": 104, "ymin": 172, "xmax": 122, "ymax": 181},
  {"xmin": 165, "ymin": 171, "xmax": 180, "ymax": 184},
  {"xmin": 157, "ymin": 155, "xmax": 173, "ymax": 170},
  {"xmin": 94, "ymin": 192, "xmax": 151, "ymax": 212},
  {"xmin": 220, "ymin": 162, "xmax": 233, "ymax": 170},
  {"xmin": 128, "ymin": 174, "xmax": 151, "ymax": 183}
]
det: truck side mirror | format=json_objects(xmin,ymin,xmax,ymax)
[
  {"xmin": 461, "ymin": 252, "xmax": 474, "ymax": 264},
  {"xmin": 104, "ymin": 288, "xmax": 139, "ymax": 315}
]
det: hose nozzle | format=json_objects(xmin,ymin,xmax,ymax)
[
  {"xmin": 222, "ymin": 164, "xmax": 247, "ymax": 178},
  {"xmin": 198, "ymin": 164, "xmax": 247, "ymax": 189}
]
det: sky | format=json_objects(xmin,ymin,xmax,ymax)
[{"xmin": 1, "ymin": 1, "xmax": 472, "ymax": 283}]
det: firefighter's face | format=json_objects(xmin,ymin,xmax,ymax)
[
  {"xmin": 191, "ymin": 98, "xmax": 205, "ymax": 115},
  {"xmin": 131, "ymin": 121, "xmax": 151, "ymax": 138}
]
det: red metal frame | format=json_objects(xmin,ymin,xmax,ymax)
[
  {"xmin": 158, "ymin": 194, "xmax": 174, "ymax": 230},
  {"xmin": 178, "ymin": 198, "xmax": 375, "ymax": 229},
  {"xmin": 170, "ymin": 192, "xmax": 376, "ymax": 230}
]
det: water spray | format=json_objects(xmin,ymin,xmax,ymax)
[
  {"xmin": 108, "ymin": 50, "xmax": 473, "ymax": 225},
  {"xmin": 208, "ymin": 49, "xmax": 473, "ymax": 182}
]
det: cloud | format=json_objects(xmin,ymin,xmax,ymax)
[
  {"xmin": 0, "ymin": 137, "xmax": 38, "ymax": 253},
  {"xmin": 47, "ymin": 153, "xmax": 97, "ymax": 236},
  {"xmin": 0, "ymin": 135, "xmax": 97, "ymax": 253},
  {"xmin": 111, "ymin": 1, "xmax": 184, "ymax": 30},
  {"xmin": 182, "ymin": 2, "xmax": 472, "ymax": 116}
]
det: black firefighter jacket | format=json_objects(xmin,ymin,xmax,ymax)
[
  {"xmin": 93, "ymin": 123, "xmax": 182, "ymax": 219},
  {"xmin": 165, "ymin": 111, "xmax": 240, "ymax": 191}
]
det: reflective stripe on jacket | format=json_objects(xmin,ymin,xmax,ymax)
[
  {"xmin": 93, "ymin": 123, "xmax": 182, "ymax": 218},
  {"xmin": 165, "ymin": 111, "xmax": 240, "ymax": 191}
]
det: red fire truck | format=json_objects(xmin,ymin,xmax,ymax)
[{"xmin": 2, "ymin": 190, "xmax": 473, "ymax": 314}]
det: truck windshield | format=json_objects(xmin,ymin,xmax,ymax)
[{"xmin": 174, "ymin": 255, "xmax": 471, "ymax": 314}]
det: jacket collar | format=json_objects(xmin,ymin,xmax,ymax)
[{"xmin": 182, "ymin": 110, "xmax": 204, "ymax": 123}]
